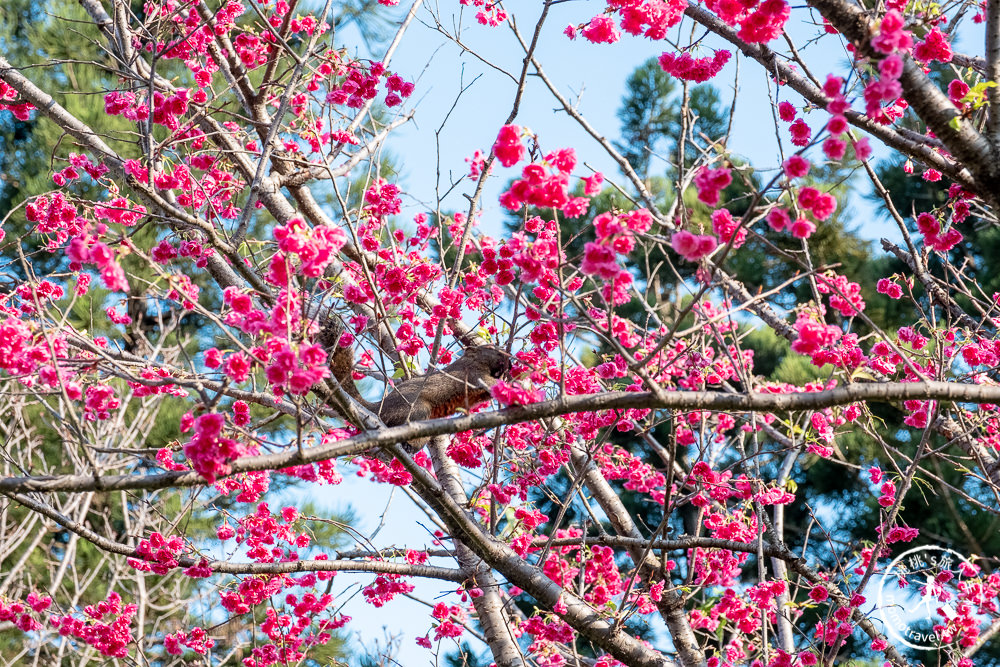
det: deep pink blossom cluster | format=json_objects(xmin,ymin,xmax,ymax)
[
  {"xmin": 949, "ymin": 78, "xmax": 970, "ymax": 108},
  {"xmin": 880, "ymin": 524, "xmax": 919, "ymax": 543},
  {"xmin": 791, "ymin": 313, "xmax": 842, "ymax": 356},
  {"xmin": 459, "ymin": 0, "xmax": 508, "ymax": 26},
  {"xmin": 53, "ymin": 152, "xmax": 109, "ymax": 185},
  {"xmin": 782, "ymin": 155, "xmax": 810, "ymax": 180},
  {"xmin": 818, "ymin": 75, "xmax": 853, "ymax": 161},
  {"xmin": 500, "ymin": 219, "xmax": 565, "ymax": 290},
  {"xmin": 764, "ymin": 209, "xmax": 801, "ymax": 237},
  {"xmin": 0, "ymin": 594, "xmax": 49, "ymax": 632},
  {"xmin": 492, "ymin": 124, "xmax": 527, "ymax": 167},
  {"xmin": 711, "ymin": 209, "xmax": 746, "ymax": 249},
  {"xmin": 49, "ymin": 592, "xmax": 136, "ymax": 658},
  {"xmin": 429, "ymin": 602, "xmax": 467, "ymax": 640},
  {"xmin": 0, "ymin": 80, "xmax": 33, "ymax": 120},
  {"xmin": 164, "ymin": 626, "xmax": 216, "ymax": 655},
  {"xmin": 670, "ymin": 230, "xmax": 717, "ymax": 262},
  {"xmin": 322, "ymin": 53, "xmax": 375, "ymax": 103},
  {"xmin": 796, "ymin": 187, "xmax": 837, "ymax": 222},
  {"xmin": 273, "ymin": 218, "xmax": 347, "ymax": 278},
  {"xmin": 580, "ymin": 15, "xmax": 622, "ymax": 44},
  {"xmin": 580, "ymin": 208, "xmax": 652, "ymax": 303},
  {"xmin": 354, "ymin": 452, "xmax": 426, "ymax": 486},
  {"xmin": 916, "ymin": 211, "xmax": 963, "ymax": 252},
  {"xmin": 183, "ymin": 412, "xmax": 249, "ymax": 482},
  {"xmin": 573, "ymin": 0, "xmax": 689, "ymax": 43},
  {"xmin": 691, "ymin": 512, "xmax": 755, "ymax": 586},
  {"xmin": 877, "ymin": 277, "xmax": 904, "ymax": 299},
  {"xmin": 127, "ymin": 531, "xmax": 185, "ymax": 575},
  {"xmin": 0, "ymin": 317, "xmax": 56, "ymax": 378},
  {"xmin": 863, "ymin": 11, "xmax": 913, "ymax": 122},
  {"xmin": 363, "ymin": 573, "xmax": 416, "ymax": 607},
  {"xmin": 913, "ymin": 28, "xmax": 953, "ymax": 63},
  {"xmin": 694, "ymin": 166, "xmax": 732, "ymax": 206},
  {"xmin": 198, "ymin": 502, "xmax": 346, "ymax": 664},
  {"xmin": 816, "ymin": 271, "xmax": 865, "ymax": 317},
  {"xmin": 26, "ymin": 193, "xmax": 84, "ymax": 249},
  {"xmin": 83, "ymin": 384, "xmax": 120, "ymax": 421},
  {"xmin": 363, "ymin": 178, "xmax": 403, "ymax": 220},
  {"xmin": 658, "ymin": 49, "xmax": 731, "ymax": 82},
  {"xmin": 939, "ymin": 568, "xmax": 1000, "ymax": 649},
  {"xmin": 700, "ymin": 0, "xmax": 792, "ymax": 42},
  {"xmin": 65, "ymin": 232, "xmax": 130, "ymax": 292},
  {"xmin": 466, "ymin": 149, "xmax": 491, "ymax": 178},
  {"xmin": 264, "ymin": 340, "xmax": 330, "ymax": 396},
  {"xmin": 788, "ymin": 118, "xmax": 811, "ymax": 147},
  {"xmin": 499, "ymin": 148, "xmax": 590, "ymax": 218},
  {"xmin": 225, "ymin": 502, "xmax": 311, "ymax": 562}
]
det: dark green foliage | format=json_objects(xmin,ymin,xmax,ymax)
[
  {"xmin": 444, "ymin": 642, "xmax": 492, "ymax": 667},
  {"xmin": 615, "ymin": 59, "xmax": 728, "ymax": 180}
]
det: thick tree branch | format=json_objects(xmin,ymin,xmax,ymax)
[
  {"xmin": 986, "ymin": 0, "xmax": 1000, "ymax": 147},
  {"xmin": 5, "ymin": 380, "xmax": 1000, "ymax": 493}
]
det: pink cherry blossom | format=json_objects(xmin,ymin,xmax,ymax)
[{"xmin": 671, "ymin": 230, "xmax": 718, "ymax": 261}]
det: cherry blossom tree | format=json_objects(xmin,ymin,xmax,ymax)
[{"xmin": 1, "ymin": 0, "xmax": 1000, "ymax": 665}]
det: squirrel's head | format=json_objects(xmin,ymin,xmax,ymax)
[{"xmin": 453, "ymin": 346, "xmax": 511, "ymax": 386}]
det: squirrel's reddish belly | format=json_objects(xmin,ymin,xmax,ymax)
[{"xmin": 430, "ymin": 389, "xmax": 491, "ymax": 419}]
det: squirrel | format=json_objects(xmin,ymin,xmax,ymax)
[{"xmin": 318, "ymin": 320, "xmax": 511, "ymax": 452}]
